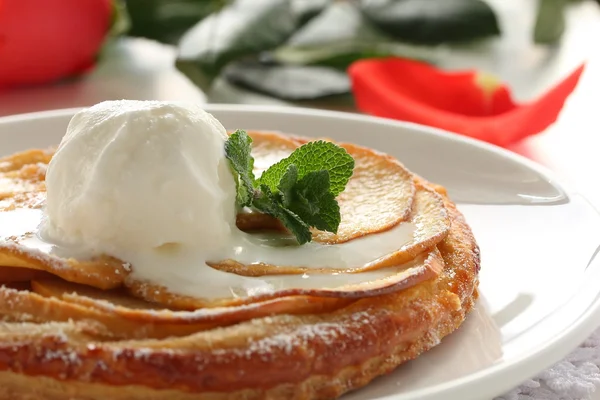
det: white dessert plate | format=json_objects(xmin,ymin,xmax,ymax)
[{"xmin": 1, "ymin": 105, "xmax": 600, "ymax": 400}]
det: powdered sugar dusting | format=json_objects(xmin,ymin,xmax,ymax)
[
  {"xmin": 36, "ymin": 163, "xmax": 48, "ymax": 175},
  {"xmin": 95, "ymin": 311, "xmax": 382, "ymax": 370},
  {"xmin": 0, "ymin": 239, "xmax": 69, "ymax": 270},
  {"xmin": 236, "ymin": 311, "xmax": 380, "ymax": 360},
  {"xmin": 0, "ymin": 178, "xmax": 38, "ymax": 195},
  {"xmin": 133, "ymin": 347, "xmax": 154, "ymax": 361},
  {"xmin": 40, "ymin": 347, "xmax": 83, "ymax": 366}
]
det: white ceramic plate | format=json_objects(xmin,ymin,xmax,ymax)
[{"xmin": 1, "ymin": 105, "xmax": 600, "ymax": 400}]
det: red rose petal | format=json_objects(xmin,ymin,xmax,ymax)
[{"xmin": 349, "ymin": 58, "xmax": 584, "ymax": 146}]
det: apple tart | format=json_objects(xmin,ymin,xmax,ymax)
[{"xmin": 0, "ymin": 131, "xmax": 479, "ymax": 400}]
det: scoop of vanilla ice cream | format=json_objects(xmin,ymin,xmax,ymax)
[{"xmin": 42, "ymin": 100, "xmax": 237, "ymax": 253}]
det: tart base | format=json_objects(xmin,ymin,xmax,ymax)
[
  {"xmin": 0, "ymin": 294, "xmax": 476, "ymax": 400},
  {"xmin": 0, "ymin": 186, "xmax": 480, "ymax": 400}
]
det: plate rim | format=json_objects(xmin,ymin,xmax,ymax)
[
  {"xmin": 0, "ymin": 104, "xmax": 576, "ymax": 196},
  {"xmin": 1, "ymin": 105, "xmax": 599, "ymax": 400}
]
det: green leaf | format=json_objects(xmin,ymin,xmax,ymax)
[
  {"xmin": 224, "ymin": 133, "xmax": 354, "ymax": 244},
  {"xmin": 359, "ymin": 0, "xmax": 501, "ymax": 45},
  {"xmin": 224, "ymin": 130, "xmax": 256, "ymax": 207},
  {"xmin": 176, "ymin": 0, "xmax": 298, "ymax": 90},
  {"xmin": 269, "ymin": 2, "xmax": 434, "ymax": 70},
  {"xmin": 109, "ymin": 0, "xmax": 131, "ymax": 38},
  {"xmin": 294, "ymin": 170, "xmax": 331, "ymax": 215},
  {"xmin": 253, "ymin": 185, "xmax": 312, "ymax": 244},
  {"xmin": 272, "ymin": 44, "xmax": 393, "ymax": 70},
  {"xmin": 223, "ymin": 61, "xmax": 351, "ymax": 101},
  {"xmin": 125, "ymin": 0, "xmax": 227, "ymax": 44},
  {"xmin": 291, "ymin": 0, "xmax": 330, "ymax": 26},
  {"xmin": 97, "ymin": 0, "xmax": 131, "ymax": 61},
  {"xmin": 533, "ymin": 0, "xmax": 568, "ymax": 45},
  {"xmin": 286, "ymin": 1, "xmax": 383, "ymax": 48},
  {"xmin": 277, "ymin": 164, "xmax": 299, "ymax": 207},
  {"xmin": 258, "ymin": 140, "xmax": 354, "ymax": 196},
  {"xmin": 273, "ymin": 1, "xmax": 388, "ymax": 69},
  {"xmin": 289, "ymin": 170, "xmax": 341, "ymax": 233},
  {"xmin": 274, "ymin": 206, "xmax": 313, "ymax": 245}
]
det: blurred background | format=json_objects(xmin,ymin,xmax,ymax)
[{"xmin": 0, "ymin": 0, "xmax": 599, "ymax": 154}]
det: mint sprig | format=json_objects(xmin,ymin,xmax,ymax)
[
  {"xmin": 223, "ymin": 129, "xmax": 255, "ymax": 207},
  {"xmin": 224, "ymin": 130, "xmax": 354, "ymax": 244}
]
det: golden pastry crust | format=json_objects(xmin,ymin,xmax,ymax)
[
  {"xmin": 0, "ymin": 130, "xmax": 479, "ymax": 399},
  {"xmin": 0, "ymin": 187, "xmax": 479, "ymax": 400}
]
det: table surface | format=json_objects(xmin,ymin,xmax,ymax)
[{"xmin": 1, "ymin": 1, "xmax": 600, "ymax": 398}]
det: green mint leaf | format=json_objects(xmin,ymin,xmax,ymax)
[
  {"xmin": 258, "ymin": 140, "xmax": 354, "ymax": 196},
  {"xmin": 297, "ymin": 191, "xmax": 340, "ymax": 233},
  {"xmin": 224, "ymin": 133, "xmax": 354, "ymax": 244},
  {"xmin": 289, "ymin": 170, "xmax": 341, "ymax": 233},
  {"xmin": 224, "ymin": 130, "xmax": 256, "ymax": 207},
  {"xmin": 253, "ymin": 184, "xmax": 312, "ymax": 244},
  {"xmin": 277, "ymin": 163, "xmax": 299, "ymax": 207},
  {"xmin": 295, "ymin": 170, "xmax": 331, "ymax": 203}
]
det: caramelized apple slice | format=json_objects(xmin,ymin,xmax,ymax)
[
  {"xmin": 0, "ymin": 151, "xmax": 49, "ymax": 197},
  {"xmin": 248, "ymin": 130, "xmax": 302, "ymax": 176},
  {"xmin": 0, "ymin": 191, "xmax": 45, "ymax": 210},
  {"xmin": 236, "ymin": 210, "xmax": 284, "ymax": 232},
  {"xmin": 32, "ymin": 279, "xmax": 159, "ymax": 310},
  {"xmin": 0, "ymin": 150, "xmax": 128, "ymax": 290},
  {"xmin": 312, "ymin": 142, "xmax": 415, "ymax": 243},
  {"xmin": 0, "ymin": 247, "xmax": 128, "ymax": 290},
  {"xmin": 0, "ymin": 285, "xmax": 211, "ymax": 339},
  {"xmin": 212, "ymin": 185, "xmax": 450, "ymax": 276},
  {"xmin": 0, "ymin": 266, "xmax": 54, "ymax": 282},
  {"xmin": 360, "ymin": 184, "xmax": 451, "ymax": 270},
  {"xmin": 0, "ymin": 149, "xmax": 54, "ymax": 172},
  {"xmin": 0, "ymin": 131, "xmax": 422, "ymax": 292},
  {"xmin": 125, "ymin": 249, "xmax": 444, "ymax": 311},
  {"xmin": 242, "ymin": 133, "xmax": 417, "ymax": 244},
  {"xmin": 16, "ymin": 281, "xmax": 351, "ymax": 339}
]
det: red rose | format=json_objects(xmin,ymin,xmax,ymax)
[{"xmin": 0, "ymin": 0, "xmax": 113, "ymax": 88}]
